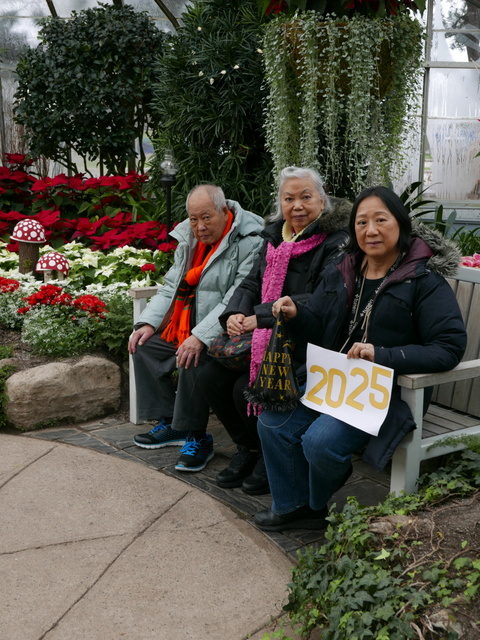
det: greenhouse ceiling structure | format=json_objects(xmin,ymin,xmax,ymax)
[{"xmin": 0, "ymin": 0, "xmax": 480, "ymax": 217}]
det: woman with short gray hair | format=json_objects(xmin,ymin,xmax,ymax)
[{"xmin": 197, "ymin": 166, "xmax": 352, "ymax": 494}]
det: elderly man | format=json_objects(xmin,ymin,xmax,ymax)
[{"xmin": 129, "ymin": 184, "xmax": 264, "ymax": 472}]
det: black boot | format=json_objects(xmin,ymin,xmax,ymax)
[
  {"xmin": 241, "ymin": 455, "xmax": 270, "ymax": 495},
  {"xmin": 216, "ymin": 446, "xmax": 260, "ymax": 488}
]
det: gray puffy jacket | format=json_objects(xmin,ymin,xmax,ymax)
[{"xmin": 136, "ymin": 199, "xmax": 264, "ymax": 346}]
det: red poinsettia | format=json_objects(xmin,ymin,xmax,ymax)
[
  {"xmin": 265, "ymin": 1, "xmax": 288, "ymax": 14},
  {"xmin": 72, "ymin": 295, "xmax": 108, "ymax": 319},
  {"xmin": 4, "ymin": 153, "xmax": 34, "ymax": 167},
  {"xmin": 0, "ymin": 277, "xmax": 20, "ymax": 293},
  {"xmin": 17, "ymin": 285, "xmax": 108, "ymax": 320}
]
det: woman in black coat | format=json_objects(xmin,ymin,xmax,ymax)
[
  {"xmin": 198, "ymin": 166, "xmax": 351, "ymax": 494},
  {"xmin": 254, "ymin": 185, "xmax": 467, "ymax": 532}
]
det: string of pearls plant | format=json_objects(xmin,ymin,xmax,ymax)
[{"xmin": 262, "ymin": 11, "xmax": 424, "ymax": 198}]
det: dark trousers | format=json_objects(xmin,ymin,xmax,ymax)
[
  {"xmin": 132, "ymin": 333, "xmax": 211, "ymax": 432},
  {"xmin": 198, "ymin": 359, "xmax": 260, "ymax": 450}
]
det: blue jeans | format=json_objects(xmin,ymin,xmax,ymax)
[{"xmin": 258, "ymin": 403, "xmax": 371, "ymax": 514}]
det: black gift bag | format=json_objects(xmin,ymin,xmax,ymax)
[{"xmin": 244, "ymin": 311, "xmax": 300, "ymax": 412}]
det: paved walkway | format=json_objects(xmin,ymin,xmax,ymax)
[{"xmin": 0, "ymin": 414, "xmax": 391, "ymax": 640}]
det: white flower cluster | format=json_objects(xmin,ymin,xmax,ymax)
[{"xmin": 0, "ymin": 241, "xmax": 172, "ymax": 290}]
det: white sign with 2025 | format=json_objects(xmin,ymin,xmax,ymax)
[{"xmin": 301, "ymin": 344, "xmax": 394, "ymax": 436}]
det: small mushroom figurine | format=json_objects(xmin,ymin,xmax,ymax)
[
  {"xmin": 36, "ymin": 252, "xmax": 70, "ymax": 282},
  {"xmin": 11, "ymin": 219, "xmax": 47, "ymax": 275}
]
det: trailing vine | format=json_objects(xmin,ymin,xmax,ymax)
[{"xmin": 262, "ymin": 12, "xmax": 424, "ymax": 198}]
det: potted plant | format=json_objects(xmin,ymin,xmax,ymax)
[{"xmin": 260, "ymin": 0, "xmax": 425, "ymax": 199}]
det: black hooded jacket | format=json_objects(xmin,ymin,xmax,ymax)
[
  {"xmin": 287, "ymin": 223, "xmax": 467, "ymax": 469},
  {"xmin": 219, "ymin": 198, "xmax": 352, "ymax": 333}
]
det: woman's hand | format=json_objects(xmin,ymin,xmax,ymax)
[
  {"xmin": 226, "ymin": 313, "xmax": 247, "ymax": 336},
  {"xmin": 347, "ymin": 342, "xmax": 375, "ymax": 362},
  {"xmin": 272, "ymin": 296, "xmax": 297, "ymax": 320},
  {"xmin": 242, "ymin": 315, "xmax": 258, "ymax": 332}
]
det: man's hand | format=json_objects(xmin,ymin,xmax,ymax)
[
  {"xmin": 272, "ymin": 296, "xmax": 297, "ymax": 320},
  {"xmin": 176, "ymin": 335, "xmax": 205, "ymax": 369},
  {"xmin": 128, "ymin": 324, "xmax": 155, "ymax": 354}
]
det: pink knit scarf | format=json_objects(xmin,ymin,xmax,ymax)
[{"xmin": 248, "ymin": 233, "xmax": 327, "ymax": 392}]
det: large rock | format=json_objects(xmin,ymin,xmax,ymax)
[{"xmin": 5, "ymin": 356, "xmax": 121, "ymax": 431}]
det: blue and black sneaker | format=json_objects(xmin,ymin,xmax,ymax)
[
  {"xmin": 133, "ymin": 419, "xmax": 188, "ymax": 449},
  {"xmin": 175, "ymin": 434, "xmax": 214, "ymax": 472}
]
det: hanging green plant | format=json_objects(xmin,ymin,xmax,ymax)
[{"xmin": 262, "ymin": 12, "xmax": 424, "ymax": 198}]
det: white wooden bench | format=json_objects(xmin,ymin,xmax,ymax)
[
  {"xmin": 128, "ymin": 286, "xmax": 161, "ymax": 424},
  {"xmin": 128, "ymin": 267, "xmax": 480, "ymax": 495},
  {"xmin": 392, "ymin": 265, "xmax": 480, "ymax": 494}
]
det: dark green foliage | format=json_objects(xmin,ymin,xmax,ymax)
[
  {"xmin": 14, "ymin": 3, "xmax": 166, "ymax": 175},
  {"xmin": 92, "ymin": 293, "xmax": 133, "ymax": 359},
  {"xmin": 0, "ymin": 345, "xmax": 14, "ymax": 359},
  {"xmin": 150, "ymin": 0, "xmax": 273, "ymax": 220},
  {"xmin": 0, "ymin": 361, "xmax": 16, "ymax": 428},
  {"xmin": 278, "ymin": 446, "xmax": 480, "ymax": 639}
]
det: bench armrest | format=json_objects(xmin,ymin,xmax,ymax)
[
  {"xmin": 397, "ymin": 359, "xmax": 480, "ymax": 390},
  {"xmin": 128, "ymin": 285, "xmax": 162, "ymax": 325},
  {"xmin": 128, "ymin": 286, "xmax": 160, "ymax": 300}
]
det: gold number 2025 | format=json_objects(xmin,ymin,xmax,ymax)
[{"xmin": 305, "ymin": 365, "xmax": 392, "ymax": 411}]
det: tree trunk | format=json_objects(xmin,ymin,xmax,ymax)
[{"xmin": 18, "ymin": 242, "xmax": 40, "ymax": 275}]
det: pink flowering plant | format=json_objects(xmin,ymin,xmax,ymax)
[{"xmin": 461, "ymin": 254, "xmax": 480, "ymax": 269}]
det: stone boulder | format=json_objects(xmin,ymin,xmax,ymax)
[{"xmin": 5, "ymin": 356, "xmax": 121, "ymax": 431}]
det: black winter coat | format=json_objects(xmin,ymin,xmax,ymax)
[
  {"xmin": 219, "ymin": 200, "xmax": 351, "ymax": 335},
  {"xmin": 288, "ymin": 225, "xmax": 467, "ymax": 469}
]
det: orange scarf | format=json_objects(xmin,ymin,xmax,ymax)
[{"xmin": 161, "ymin": 211, "xmax": 234, "ymax": 346}]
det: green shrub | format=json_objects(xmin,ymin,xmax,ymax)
[
  {"xmin": 0, "ymin": 361, "xmax": 16, "ymax": 428},
  {"xmin": 14, "ymin": 3, "xmax": 166, "ymax": 174},
  {"xmin": 150, "ymin": 0, "xmax": 273, "ymax": 219},
  {"xmin": 19, "ymin": 284, "xmax": 133, "ymax": 361},
  {"xmin": 272, "ymin": 447, "xmax": 480, "ymax": 639}
]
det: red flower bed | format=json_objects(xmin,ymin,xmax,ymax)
[
  {"xmin": 0, "ymin": 277, "xmax": 21, "ymax": 293},
  {"xmin": 17, "ymin": 283, "xmax": 107, "ymax": 320}
]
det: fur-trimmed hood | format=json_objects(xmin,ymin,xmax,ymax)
[
  {"xmin": 317, "ymin": 196, "xmax": 353, "ymax": 235},
  {"xmin": 410, "ymin": 221, "xmax": 461, "ymax": 279}
]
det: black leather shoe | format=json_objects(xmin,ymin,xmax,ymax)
[
  {"xmin": 241, "ymin": 455, "xmax": 270, "ymax": 495},
  {"xmin": 253, "ymin": 505, "xmax": 329, "ymax": 532}
]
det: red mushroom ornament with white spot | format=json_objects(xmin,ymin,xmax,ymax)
[
  {"xmin": 11, "ymin": 219, "xmax": 46, "ymax": 275},
  {"xmin": 36, "ymin": 252, "xmax": 70, "ymax": 283}
]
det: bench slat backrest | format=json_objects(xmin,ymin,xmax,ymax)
[{"xmin": 432, "ymin": 267, "xmax": 480, "ymax": 417}]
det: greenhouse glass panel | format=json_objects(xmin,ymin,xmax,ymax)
[
  {"xmin": 423, "ymin": 1, "xmax": 480, "ymax": 202},
  {"xmin": 49, "ymin": 0, "xmax": 114, "ymax": 17},
  {"xmin": 0, "ymin": 1, "xmax": 50, "ymax": 18},
  {"xmin": 441, "ymin": 0, "xmax": 480, "ymax": 30},
  {"xmin": 424, "ymin": 66, "xmax": 480, "ymax": 201},
  {"xmin": 0, "ymin": 17, "xmax": 40, "ymax": 66},
  {"xmin": 0, "ymin": 69, "xmax": 25, "ymax": 155},
  {"xmin": 431, "ymin": 0, "xmax": 480, "ymax": 62}
]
